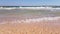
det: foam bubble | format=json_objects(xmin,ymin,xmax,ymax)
[{"xmin": 0, "ymin": 17, "xmax": 60, "ymax": 24}]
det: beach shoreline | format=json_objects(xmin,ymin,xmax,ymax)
[{"xmin": 0, "ymin": 8, "xmax": 60, "ymax": 34}]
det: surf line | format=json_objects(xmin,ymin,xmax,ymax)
[
  {"xmin": 0, "ymin": 17, "xmax": 60, "ymax": 24},
  {"xmin": 16, "ymin": 17, "xmax": 60, "ymax": 23}
]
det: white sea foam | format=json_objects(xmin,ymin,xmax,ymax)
[
  {"xmin": 0, "ymin": 8, "xmax": 17, "ymax": 10},
  {"xmin": 15, "ymin": 17, "xmax": 60, "ymax": 23},
  {"xmin": 0, "ymin": 17, "xmax": 60, "ymax": 24},
  {"xmin": 0, "ymin": 7, "xmax": 60, "ymax": 10},
  {"xmin": 20, "ymin": 7, "xmax": 60, "ymax": 10}
]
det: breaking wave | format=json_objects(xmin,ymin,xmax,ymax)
[
  {"xmin": 15, "ymin": 17, "xmax": 60, "ymax": 23},
  {"xmin": 0, "ymin": 7, "xmax": 60, "ymax": 10},
  {"xmin": 0, "ymin": 8, "xmax": 17, "ymax": 10},
  {"xmin": 0, "ymin": 16, "xmax": 60, "ymax": 24}
]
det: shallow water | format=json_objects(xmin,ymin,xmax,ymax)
[
  {"xmin": 0, "ymin": 9, "xmax": 60, "ymax": 18},
  {"xmin": 0, "ymin": 9, "xmax": 60, "ymax": 24}
]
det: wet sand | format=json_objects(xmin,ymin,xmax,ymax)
[{"xmin": 0, "ymin": 18, "xmax": 60, "ymax": 34}]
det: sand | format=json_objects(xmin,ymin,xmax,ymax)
[{"xmin": 0, "ymin": 17, "xmax": 60, "ymax": 34}]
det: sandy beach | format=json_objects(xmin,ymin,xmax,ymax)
[{"xmin": 0, "ymin": 8, "xmax": 60, "ymax": 34}]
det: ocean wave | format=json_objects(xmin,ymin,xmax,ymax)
[
  {"xmin": 0, "ymin": 16, "xmax": 60, "ymax": 24},
  {"xmin": 0, "ymin": 7, "xmax": 60, "ymax": 10},
  {"xmin": 17, "ymin": 17, "xmax": 60, "ymax": 23},
  {"xmin": 0, "ymin": 8, "xmax": 17, "ymax": 10},
  {"xmin": 20, "ymin": 7, "xmax": 51, "ymax": 9}
]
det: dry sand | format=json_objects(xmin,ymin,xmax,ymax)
[{"xmin": 0, "ymin": 17, "xmax": 60, "ymax": 34}]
